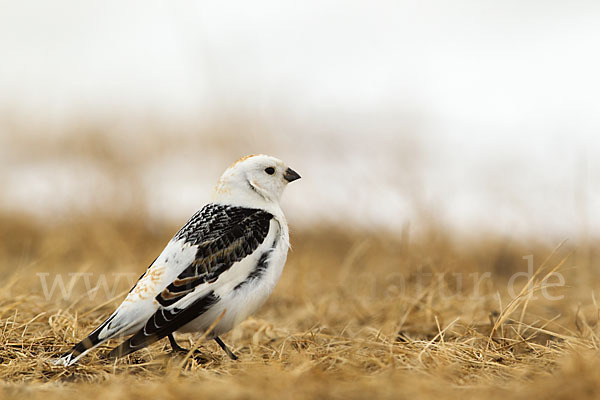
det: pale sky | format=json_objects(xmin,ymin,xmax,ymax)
[{"xmin": 1, "ymin": 0, "xmax": 599, "ymax": 239}]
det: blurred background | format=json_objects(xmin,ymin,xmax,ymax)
[
  {"xmin": 1, "ymin": 0, "xmax": 600, "ymax": 241},
  {"xmin": 3, "ymin": 4, "xmax": 600, "ymax": 392}
]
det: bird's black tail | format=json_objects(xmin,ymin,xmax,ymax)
[{"xmin": 54, "ymin": 313, "xmax": 117, "ymax": 366}]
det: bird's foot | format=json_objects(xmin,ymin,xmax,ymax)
[
  {"xmin": 173, "ymin": 348, "xmax": 210, "ymax": 364},
  {"xmin": 167, "ymin": 334, "xmax": 210, "ymax": 363}
]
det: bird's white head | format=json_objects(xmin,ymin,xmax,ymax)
[{"xmin": 211, "ymin": 154, "xmax": 301, "ymax": 209}]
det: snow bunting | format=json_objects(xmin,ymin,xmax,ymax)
[{"xmin": 54, "ymin": 154, "xmax": 300, "ymax": 366}]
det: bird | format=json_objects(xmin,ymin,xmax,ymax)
[{"xmin": 54, "ymin": 154, "xmax": 300, "ymax": 366}]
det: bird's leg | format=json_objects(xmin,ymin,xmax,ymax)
[
  {"xmin": 168, "ymin": 334, "xmax": 209, "ymax": 363},
  {"xmin": 168, "ymin": 334, "xmax": 189, "ymax": 353},
  {"xmin": 214, "ymin": 336, "xmax": 238, "ymax": 360}
]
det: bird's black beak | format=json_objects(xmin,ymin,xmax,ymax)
[{"xmin": 284, "ymin": 167, "xmax": 301, "ymax": 183}]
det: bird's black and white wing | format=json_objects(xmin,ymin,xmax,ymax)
[{"xmin": 107, "ymin": 204, "xmax": 274, "ymax": 358}]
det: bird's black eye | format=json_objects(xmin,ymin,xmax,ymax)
[{"xmin": 265, "ymin": 167, "xmax": 275, "ymax": 175}]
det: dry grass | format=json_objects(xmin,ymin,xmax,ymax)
[{"xmin": 1, "ymin": 213, "xmax": 599, "ymax": 399}]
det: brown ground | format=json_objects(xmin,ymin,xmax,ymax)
[{"xmin": 1, "ymin": 212, "xmax": 599, "ymax": 399}]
